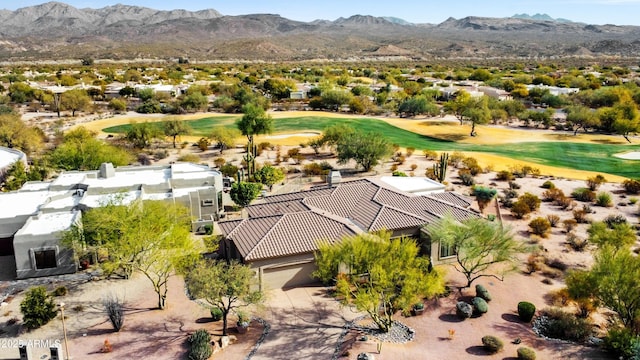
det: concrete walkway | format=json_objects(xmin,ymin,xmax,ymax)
[{"xmin": 252, "ymin": 286, "xmax": 360, "ymax": 360}]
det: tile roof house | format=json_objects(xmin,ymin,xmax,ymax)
[{"xmin": 218, "ymin": 177, "xmax": 479, "ymax": 290}]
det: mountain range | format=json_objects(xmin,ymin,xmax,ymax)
[{"xmin": 1, "ymin": 2, "xmax": 639, "ymax": 62}]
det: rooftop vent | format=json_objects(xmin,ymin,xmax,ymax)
[{"xmin": 328, "ymin": 170, "xmax": 342, "ymax": 187}]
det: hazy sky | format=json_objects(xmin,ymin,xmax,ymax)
[{"xmin": 5, "ymin": 0, "xmax": 640, "ymax": 26}]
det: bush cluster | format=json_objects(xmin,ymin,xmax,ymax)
[
  {"xmin": 517, "ymin": 347, "xmax": 537, "ymax": 360},
  {"xmin": 529, "ymin": 217, "xmax": 551, "ymax": 238},
  {"xmin": 20, "ymin": 286, "xmax": 58, "ymax": 330},
  {"xmin": 572, "ymin": 187, "xmax": 596, "ymax": 202},
  {"xmin": 188, "ymin": 329, "xmax": 212, "ymax": 360},
  {"xmin": 481, "ymin": 335, "xmax": 504, "ymax": 353},
  {"xmin": 534, "ymin": 308, "xmax": 592, "ymax": 342},
  {"xmin": 517, "ymin": 301, "xmax": 536, "ymax": 322},
  {"xmin": 475, "ymin": 284, "xmax": 492, "ymax": 302},
  {"xmin": 623, "ymin": 179, "xmax": 640, "ymax": 194}
]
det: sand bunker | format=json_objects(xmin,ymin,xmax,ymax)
[{"xmin": 614, "ymin": 151, "xmax": 640, "ymax": 160}]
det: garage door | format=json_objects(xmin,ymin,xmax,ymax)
[{"xmin": 261, "ymin": 261, "xmax": 318, "ymax": 290}]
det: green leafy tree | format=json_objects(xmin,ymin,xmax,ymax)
[
  {"xmin": 397, "ymin": 96, "xmax": 438, "ymax": 118},
  {"xmin": 125, "ymin": 121, "xmax": 160, "ymax": 149},
  {"xmin": 20, "ymin": 286, "xmax": 58, "ymax": 329},
  {"xmin": 236, "ymin": 103, "xmax": 273, "ymax": 147},
  {"xmin": 108, "ymin": 98, "xmax": 127, "ymax": 113},
  {"xmin": 230, "ymin": 181, "xmax": 262, "ymax": 207},
  {"xmin": 65, "ymin": 200, "xmax": 199, "ymax": 309},
  {"xmin": 612, "ymin": 100, "xmax": 640, "ymax": 143},
  {"xmin": 443, "ymin": 90, "xmax": 472, "ymax": 125},
  {"xmin": 60, "ymin": 89, "xmax": 92, "ymax": 117},
  {"xmin": 425, "ymin": 215, "xmax": 528, "ymax": 289},
  {"xmin": 137, "ymin": 88, "xmax": 155, "ymax": 102},
  {"xmin": 163, "ymin": 119, "xmax": 192, "ymax": 148},
  {"xmin": 186, "ymin": 260, "xmax": 264, "ymax": 335},
  {"xmin": 1, "ymin": 160, "xmax": 28, "ymax": 191},
  {"xmin": 209, "ymin": 127, "xmax": 240, "ymax": 153},
  {"xmin": 181, "ymin": 92, "xmax": 209, "ymax": 112},
  {"xmin": 0, "ymin": 113, "xmax": 43, "ymax": 154},
  {"xmin": 587, "ymin": 221, "xmax": 637, "ymax": 250},
  {"xmin": 321, "ymin": 89, "xmax": 353, "ymax": 111},
  {"xmin": 314, "ymin": 231, "xmax": 445, "ymax": 332},
  {"xmin": 565, "ymin": 105, "xmax": 600, "ymax": 135},
  {"xmin": 336, "ymin": 131, "xmax": 393, "ymax": 172},
  {"xmin": 463, "ymin": 96, "xmax": 491, "ymax": 136},
  {"xmin": 567, "ymin": 247, "xmax": 640, "ymax": 330},
  {"xmin": 49, "ymin": 127, "xmax": 132, "ymax": 170},
  {"xmin": 253, "ymin": 164, "xmax": 285, "ymax": 191}
]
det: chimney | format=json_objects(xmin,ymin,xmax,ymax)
[{"xmin": 99, "ymin": 163, "xmax": 115, "ymax": 178}]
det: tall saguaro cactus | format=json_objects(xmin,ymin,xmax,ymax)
[{"xmin": 433, "ymin": 152, "xmax": 449, "ymax": 183}]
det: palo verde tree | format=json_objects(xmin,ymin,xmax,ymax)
[
  {"xmin": 125, "ymin": 121, "xmax": 160, "ymax": 149},
  {"xmin": 209, "ymin": 127, "xmax": 240, "ymax": 154},
  {"xmin": 567, "ymin": 246, "xmax": 640, "ymax": 330},
  {"xmin": 0, "ymin": 113, "xmax": 43, "ymax": 155},
  {"xmin": 425, "ymin": 215, "xmax": 528, "ymax": 289},
  {"xmin": 48, "ymin": 127, "xmax": 132, "ymax": 170},
  {"xmin": 186, "ymin": 260, "xmax": 264, "ymax": 336},
  {"xmin": 253, "ymin": 164, "xmax": 285, "ymax": 191},
  {"xmin": 236, "ymin": 103, "xmax": 273, "ymax": 176},
  {"xmin": 314, "ymin": 231, "xmax": 445, "ymax": 333},
  {"xmin": 64, "ymin": 199, "xmax": 200, "ymax": 309},
  {"xmin": 163, "ymin": 119, "xmax": 191, "ymax": 148},
  {"xmin": 60, "ymin": 88, "xmax": 92, "ymax": 117},
  {"xmin": 335, "ymin": 130, "xmax": 393, "ymax": 172}
]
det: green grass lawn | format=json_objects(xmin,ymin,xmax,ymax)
[{"xmin": 102, "ymin": 116, "xmax": 640, "ymax": 178}]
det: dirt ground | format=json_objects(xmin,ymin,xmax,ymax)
[{"xmin": 2, "ymin": 110, "xmax": 638, "ymax": 359}]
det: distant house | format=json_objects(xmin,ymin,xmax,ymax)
[
  {"xmin": 218, "ymin": 177, "xmax": 477, "ymax": 290},
  {"xmin": 0, "ymin": 162, "xmax": 224, "ymax": 279}
]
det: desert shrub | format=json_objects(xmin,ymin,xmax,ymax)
[
  {"xmin": 573, "ymin": 208, "xmax": 590, "ymax": 224},
  {"xmin": 472, "ymin": 297, "xmax": 489, "ymax": 315},
  {"xmin": 517, "ymin": 301, "xmax": 536, "ymax": 322},
  {"xmin": 406, "ymin": 147, "xmax": 415, "ymax": 157},
  {"xmin": 624, "ymin": 178, "xmax": 640, "ymax": 194},
  {"xmin": 476, "ymin": 284, "xmax": 492, "ymax": 302},
  {"xmin": 410, "ymin": 164, "xmax": 418, "ymax": 171},
  {"xmin": 390, "ymin": 163, "xmax": 398, "ymax": 172},
  {"xmin": 456, "ymin": 301, "xmax": 473, "ymax": 319},
  {"xmin": 104, "ymin": 294, "xmax": 125, "ymax": 332},
  {"xmin": 219, "ymin": 163, "xmax": 239, "ymax": 178},
  {"xmin": 520, "ymin": 193, "xmax": 541, "ymax": 212},
  {"xmin": 137, "ymin": 152, "xmax": 152, "ymax": 165},
  {"xmin": 548, "ymin": 287, "xmax": 570, "ymax": 306},
  {"xmin": 546, "ymin": 214, "xmax": 560, "ymax": 227},
  {"xmin": 517, "ymin": 347, "xmax": 537, "ymax": 360},
  {"xmin": 541, "ymin": 180, "xmax": 555, "ymax": 189},
  {"xmin": 210, "ymin": 307, "xmax": 223, "ymax": 321},
  {"xmin": 20, "ymin": 286, "xmax": 57, "ymax": 330},
  {"xmin": 563, "ymin": 218, "xmax": 578, "ymax": 232},
  {"xmin": 529, "ymin": 217, "xmax": 551, "ymax": 238},
  {"xmin": 567, "ymin": 232, "xmax": 588, "ymax": 251},
  {"xmin": 188, "ymin": 329, "xmax": 212, "ymax": 360},
  {"xmin": 178, "ymin": 154, "xmax": 201, "ymax": 163},
  {"xmin": 542, "ymin": 188, "xmax": 564, "ymax": 202},
  {"xmin": 52, "ymin": 286, "xmax": 67, "ymax": 297},
  {"xmin": 526, "ymin": 253, "xmax": 545, "ymax": 274},
  {"xmin": 462, "ymin": 157, "xmax": 482, "ymax": 175},
  {"xmin": 510, "ymin": 164, "xmax": 539, "ymax": 178},
  {"xmin": 595, "ymin": 191, "xmax": 613, "ymax": 207},
  {"xmin": 533, "ymin": 308, "xmax": 592, "ymax": 342},
  {"xmin": 503, "ymin": 188, "xmax": 519, "ymax": 199},
  {"xmin": 556, "ymin": 196, "xmax": 575, "ymax": 210},
  {"xmin": 545, "ymin": 258, "xmax": 568, "ymax": 272},
  {"xmin": 213, "ymin": 157, "xmax": 226, "ymax": 168},
  {"xmin": 603, "ymin": 327, "xmax": 640, "ymax": 360},
  {"xmin": 629, "ymin": 197, "xmax": 639, "ymax": 205},
  {"xmin": 496, "ymin": 170, "xmax": 514, "ymax": 181},
  {"xmin": 459, "ymin": 169, "xmax": 475, "ymax": 186},
  {"xmin": 509, "ymin": 181, "xmax": 521, "ymax": 190},
  {"xmin": 303, "ymin": 162, "xmax": 332, "ymax": 176},
  {"xmin": 586, "ymin": 174, "xmax": 607, "ymax": 191},
  {"xmin": 423, "ymin": 149, "xmax": 438, "ymax": 160},
  {"xmin": 448, "ymin": 151, "xmax": 465, "ymax": 167},
  {"xmin": 604, "ymin": 214, "xmax": 628, "ymax": 228},
  {"xmin": 154, "ymin": 149, "xmax": 169, "ymax": 160},
  {"xmin": 572, "ymin": 187, "xmax": 596, "ymax": 202},
  {"xmin": 511, "ymin": 200, "xmax": 531, "ymax": 219},
  {"xmin": 541, "ymin": 266, "xmax": 563, "ymax": 279},
  {"xmin": 197, "ymin": 137, "xmax": 210, "ymax": 151},
  {"xmin": 481, "ymin": 335, "xmax": 504, "ymax": 354},
  {"xmin": 392, "ymin": 171, "xmax": 408, "ymax": 177}
]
